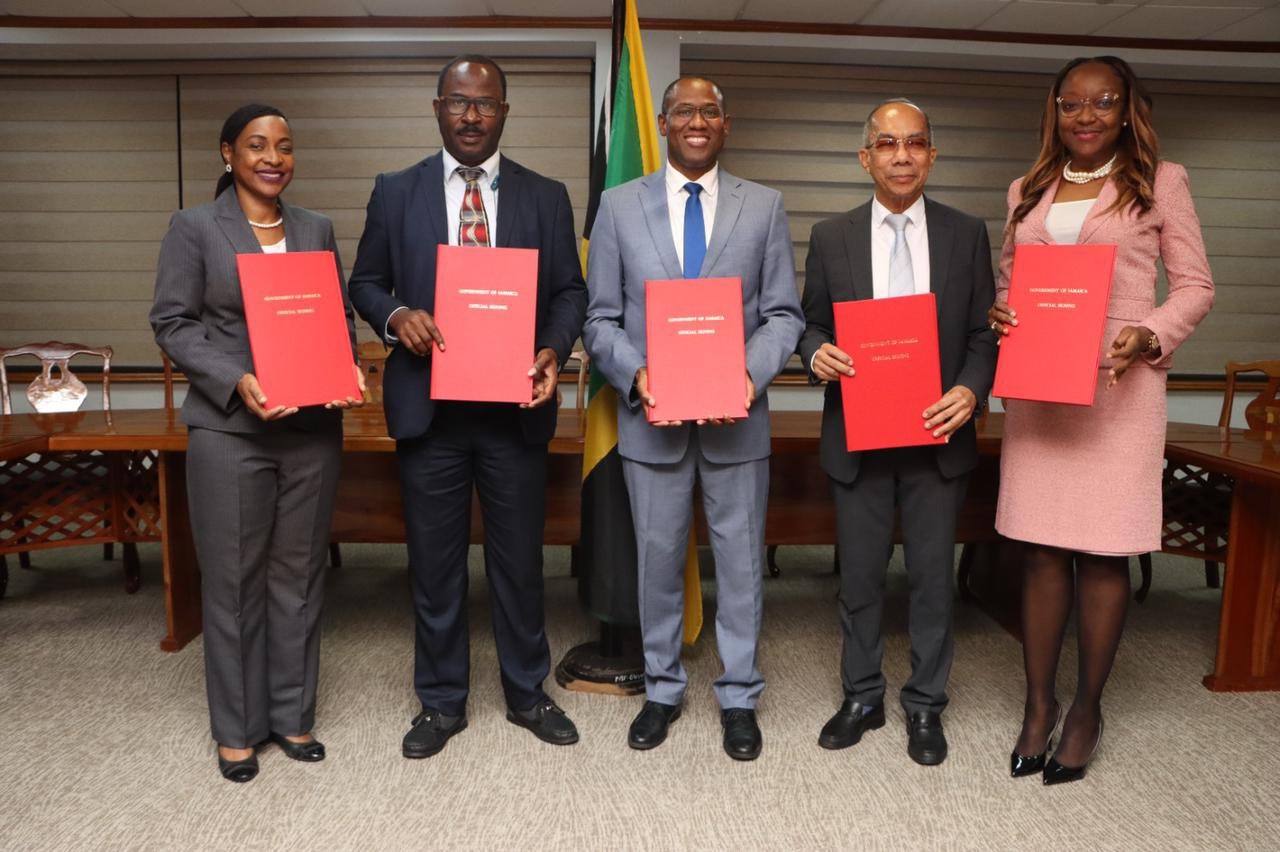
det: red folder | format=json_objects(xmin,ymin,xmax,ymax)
[
  {"xmin": 430, "ymin": 245, "xmax": 538, "ymax": 404},
  {"xmin": 991, "ymin": 244, "xmax": 1117, "ymax": 405},
  {"xmin": 833, "ymin": 293, "xmax": 945, "ymax": 452},
  {"xmin": 644, "ymin": 277, "xmax": 747, "ymax": 422},
  {"xmin": 236, "ymin": 251, "xmax": 358, "ymax": 409}
]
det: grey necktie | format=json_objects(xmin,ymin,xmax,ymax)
[{"xmin": 885, "ymin": 212, "xmax": 915, "ymax": 298}]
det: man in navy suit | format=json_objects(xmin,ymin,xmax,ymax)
[{"xmin": 348, "ymin": 55, "xmax": 587, "ymax": 758}]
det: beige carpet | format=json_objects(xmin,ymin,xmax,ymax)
[{"xmin": 1, "ymin": 543, "xmax": 1277, "ymax": 851}]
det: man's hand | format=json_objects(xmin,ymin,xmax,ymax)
[
  {"xmin": 636, "ymin": 366, "xmax": 682, "ymax": 427},
  {"xmin": 923, "ymin": 385, "xmax": 977, "ymax": 439},
  {"xmin": 237, "ymin": 373, "xmax": 297, "ymax": 421},
  {"xmin": 325, "ymin": 363, "xmax": 367, "ymax": 410},
  {"xmin": 522, "ymin": 348, "xmax": 559, "ymax": 409},
  {"xmin": 388, "ymin": 308, "xmax": 445, "ymax": 357},
  {"xmin": 1106, "ymin": 325, "xmax": 1153, "ymax": 389},
  {"xmin": 812, "ymin": 342, "xmax": 855, "ymax": 382}
]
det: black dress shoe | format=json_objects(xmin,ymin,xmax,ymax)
[
  {"xmin": 1010, "ymin": 704, "xmax": 1061, "ymax": 778},
  {"xmin": 721, "ymin": 708, "xmax": 762, "ymax": 761},
  {"xmin": 628, "ymin": 700, "xmax": 681, "ymax": 750},
  {"xmin": 1043, "ymin": 717, "xmax": 1103, "ymax": 786},
  {"xmin": 906, "ymin": 711, "xmax": 948, "ymax": 766},
  {"xmin": 818, "ymin": 700, "xmax": 886, "ymax": 750},
  {"xmin": 507, "ymin": 698, "xmax": 579, "ymax": 745},
  {"xmin": 269, "ymin": 732, "xmax": 326, "ymax": 762},
  {"xmin": 402, "ymin": 708, "xmax": 467, "ymax": 759},
  {"xmin": 217, "ymin": 749, "xmax": 259, "ymax": 783}
]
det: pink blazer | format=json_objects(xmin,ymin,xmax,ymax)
[{"xmin": 997, "ymin": 160, "xmax": 1215, "ymax": 369}]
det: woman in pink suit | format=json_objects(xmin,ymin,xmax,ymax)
[{"xmin": 988, "ymin": 56, "xmax": 1213, "ymax": 785}]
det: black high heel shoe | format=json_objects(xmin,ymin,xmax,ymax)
[
  {"xmin": 269, "ymin": 732, "xmax": 326, "ymax": 762},
  {"xmin": 217, "ymin": 748, "xmax": 259, "ymax": 782},
  {"xmin": 1010, "ymin": 703, "xmax": 1062, "ymax": 778},
  {"xmin": 1043, "ymin": 717, "xmax": 1103, "ymax": 786}
]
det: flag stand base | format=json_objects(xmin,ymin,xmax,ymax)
[{"xmin": 554, "ymin": 623, "xmax": 644, "ymax": 696}]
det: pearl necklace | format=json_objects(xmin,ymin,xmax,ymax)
[
  {"xmin": 248, "ymin": 215, "xmax": 283, "ymax": 229},
  {"xmin": 1062, "ymin": 153, "xmax": 1118, "ymax": 185}
]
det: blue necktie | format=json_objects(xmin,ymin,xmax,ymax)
[{"xmin": 683, "ymin": 182, "xmax": 706, "ymax": 279}]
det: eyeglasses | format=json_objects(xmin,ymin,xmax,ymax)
[
  {"xmin": 441, "ymin": 96, "xmax": 503, "ymax": 118},
  {"xmin": 1056, "ymin": 93, "xmax": 1123, "ymax": 116},
  {"xmin": 667, "ymin": 104, "xmax": 724, "ymax": 123},
  {"xmin": 866, "ymin": 136, "xmax": 931, "ymax": 156}
]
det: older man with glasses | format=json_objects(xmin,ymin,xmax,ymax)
[{"xmin": 798, "ymin": 98, "xmax": 997, "ymax": 766}]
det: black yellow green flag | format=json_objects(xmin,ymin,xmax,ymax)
[{"xmin": 579, "ymin": 0, "xmax": 702, "ymax": 645}]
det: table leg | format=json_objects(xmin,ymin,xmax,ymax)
[
  {"xmin": 158, "ymin": 451, "xmax": 202, "ymax": 652},
  {"xmin": 1204, "ymin": 481, "xmax": 1280, "ymax": 691}
]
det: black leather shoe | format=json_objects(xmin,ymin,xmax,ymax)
[
  {"xmin": 269, "ymin": 732, "xmax": 326, "ymax": 762},
  {"xmin": 906, "ymin": 711, "xmax": 948, "ymax": 766},
  {"xmin": 1043, "ymin": 717, "xmax": 1103, "ymax": 786},
  {"xmin": 402, "ymin": 708, "xmax": 467, "ymax": 759},
  {"xmin": 217, "ymin": 749, "xmax": 259, "ymax": 783},
  {"xmin": 721, "ymin": 708, "xmax": 762, "ymax": 761},
  {"xmin": 818, "ymin": 700, "xmax": 886, "ymax": 750},
  {"xmin": 628, "ymin": 701, "xmax": 681, "ymax": 750},
  {"xmin": 1010, "ymin": 704, "xmax": 1061, "ymax": 778},
  {"xmin": 507, "ymin": 698, "xmax": 579, "ymax": 745}
]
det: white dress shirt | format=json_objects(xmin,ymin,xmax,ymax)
[
  {"xmin": 385, "ymin": 148, "xmax": 502, "ymax": 341},
  {"xmin": 1044, "ymin": 198, "xmax": 1093, "ymax": 245},
  {"xmin": 870, "ymin": 195, "xmax": 930, "ymax": 299},
  {"xmin": 665, "ymin": 162, "xmax": 718, "ymax": 271},
  {"xmin": 260, "ymin": 238, "xmax": 287, "ymax": 254}
]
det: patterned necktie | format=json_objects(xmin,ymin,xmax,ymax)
[
  {"xmin": 683, "ymin": 182, "xmax": 706, "ymax": 279},
  {"xmin": 456, "ymin": 166, "xmax": 490, "ymax": 247},
  {"xmin": 885, "ymin": 212, "xmax": 915, "ymax": 298}
]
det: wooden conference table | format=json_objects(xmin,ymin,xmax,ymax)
[{"xmin": 2, "ymin": 407, "xmax": 1278, "ymax": 692}]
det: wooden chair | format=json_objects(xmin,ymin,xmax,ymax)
[
  {"xmin": 356, "ymin": 340, "xmax": 389, "ymax": 406},
  {"xmin": 0, "ymin": 341, "xmax": 141, "ymax": 595},
  {"xmin": 1134, "ymin": 360, "xmax": 1280, "ymax": 601}
]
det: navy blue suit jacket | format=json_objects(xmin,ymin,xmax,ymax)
[{"xmin": 348, "ymin": 152, "xmax": 587, "ymax": 443}]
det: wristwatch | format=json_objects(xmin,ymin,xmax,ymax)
[{"xmin": 1143, "ymin": 331, "xmax": 1161, "ymax": 353}]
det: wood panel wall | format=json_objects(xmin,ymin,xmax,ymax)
[
  {"xmin": 689, "ymin": 60, "xmax": 1279, "ymax": 374},
  {"xmin": 0, "ymin": 58, "xmax": 591, "ymax": 366}
]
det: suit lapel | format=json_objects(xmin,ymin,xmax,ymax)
[
  {"xmin": 1018, "ymin": 178, "xmax": 1058, "ymax": 246},
  {"xmin": 701, "ymin": 170, "xmax": 744, "ymax": 276},
  {"xmin": 924, "ymin": 197, "xmax": 954, "ymax": 301},
  {"xmin": 843, "ymin": 202, "xmax": 874, "ymax": 302},
  {"xmin": 495, "ymin": 155, "xmax": 520, "ymax": 247},
  {"xmin": 213, "ymin": 188, "xmax": 263, "ymax": 255},
  {"xmin": 417, "ymin": 154, "xmax": 448, "ymax": 247},
  {"xmin": 1076, "ymin": 177, "xmax": 1118, "ymax": 244},
  {"xmin": 278, "ymin": 199, "xmax": 313, "ymax": 251},
  {"xmin": 641, "ymin": 172, "xmax": 683, "ymax": 280}
]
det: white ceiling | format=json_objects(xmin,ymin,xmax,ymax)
[{"xmin": 2, "ymin": 0, "xmax": 1279, "ymax": 42}]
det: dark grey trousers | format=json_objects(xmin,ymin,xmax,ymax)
[
  {"xmin": 186, "ymin": 425, "xmax": 342, "ymax": 748},
  {"xmin": 831, "ymin": 446, "xmax": 967, "ymax": 716}
]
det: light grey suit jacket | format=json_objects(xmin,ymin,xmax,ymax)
[
  {"xmin": 582, "ymin": 168, "xmax": 804, "ymax": 465},
  {"xmin": 150, "ymin": 187, "xmax": 357, "ymax": 434}
]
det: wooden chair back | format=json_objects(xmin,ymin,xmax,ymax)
[
  {"xmin": 160, "ymin": 350, "xmax": 176, "ymax": 410},
  {"xmin": 356, "ymin": 340, "xmax": 389, "ymax": 405},
  {"xmin": 1219, "ymin": 360, "xmax": 1280, "ymax": 431},
  {"xmin": 564, "ymin": 349, "xmax": 589, "ymax": 431},
  {"xmin": 0, "ymin": 341, "xmax": 113, "ymax": 415}
]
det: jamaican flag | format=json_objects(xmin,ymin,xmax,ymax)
[{"xmin": 579, "ymin": 0, "xmax": 703, "ymax": 645}]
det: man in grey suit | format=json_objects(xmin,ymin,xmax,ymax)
[
  {"xmin": 798, "ymin": 98, "xmax": 996, "ymax": 766},
  {"xmin": 583, "ymin": 76, "xmax": 804, "ymax": 761}
]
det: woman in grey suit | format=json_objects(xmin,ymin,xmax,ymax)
[{"xmin": 150, "ymin": 104, "xmax": 364, "ymax": 782}]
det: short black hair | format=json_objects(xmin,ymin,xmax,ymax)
[
  {"xmin": 437, "ymin": 54, "xmax": 508, "ymax": 99},
  {"xmin": 660, "ymin": 76, "xmax": 726, "ymax": 115}
]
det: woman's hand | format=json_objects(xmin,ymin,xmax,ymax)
[
  {"xmin": 1106, "ymin": 325, "xmax": 1153, "ymax": 389},
  {"xmin": 988, "ymin": 300, "xmax": 1017, "ymax": 341},
  {"xmin": 325, "ymin": 364, "xmax": 367, "ymax": 410},
  {"xmin": 237, "ymin": 373, "xmax": 298, "ymax": 420}
]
